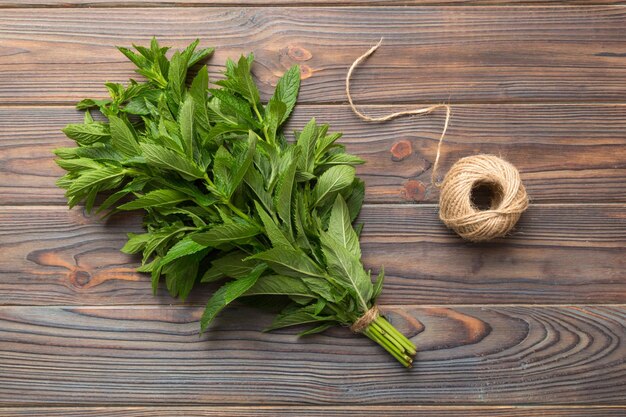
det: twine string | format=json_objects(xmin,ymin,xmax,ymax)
[
  {"xmin": 350, "ymin": 305, "xmax": 380, "ymax": 333},
  {"xmin": 345, "ymin": 37, "xmax": 451, "ymax": 187},
  {"xmin": 346, "ymin": 39, "xmax": 529, "ymax": 242}
]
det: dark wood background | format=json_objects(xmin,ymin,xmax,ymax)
[{"xmin": 1, "ymin": 2, "xmax": 625, "ymax": 416}]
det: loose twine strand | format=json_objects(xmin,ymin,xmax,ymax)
[
  {"xmin": 346, "ymin": 38, "xmax": 529, "ymax": 242},
  {"xmin": 346, "ymin": 38, "xmax": 451, "ymax": 187},
  {"xmin": 350, "ymin": 305, "xmax": 379, "ymax": 333}
]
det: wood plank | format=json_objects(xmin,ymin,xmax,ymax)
[
  {"xmin": 0, "ymin": 305, "xmax": 624, "ymax": 405},
  {"xmin": 3, "ymin": 104, "xmax": 626, "ymax": 205},
  {"xmin": 1, "ymin": 7, "xmax": 626, "ymax": 104},
  {"xmin": 1, "ymin": 205, "xmax": 625, "ymax": 306},
  {"xmin": 1, "ymin": 406, "xmax": 625, "ymax": 417},
  {"xmin": 2, "ymin": 0, "xmax": 625, "ymax": 6}
]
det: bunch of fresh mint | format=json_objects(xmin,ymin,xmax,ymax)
[{"xmin": 55, "ymin": 38, "xmax": 416, "ymax": 367}]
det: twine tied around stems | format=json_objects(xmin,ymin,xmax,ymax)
[
  {"xmin": 346, "ymin": 38, "xmax": 528, "ymax": 242},
  {"xmin": 350, "ymin": 305, "xmax": 380, "ymax": 333}
]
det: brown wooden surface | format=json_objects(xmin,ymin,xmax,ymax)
[
  {"xmin": 0, "ymin": 305, "xmax": 624, "ymax": 405},
  {"xmin": 4, "ymin": 104, "xmax": 626, "ymax": 205},
  {"xmin": 2, "ymin": 8, "xmax": 626, "ymax": 105},
  {"xmin": 0, "ymin": 1, "xmax": 625, "ymax": 415},
  {"xmin": 2, "ymin": 406, "xmax": 626, "ymax": 417},
  {"xmin": 2, "ymin": 205, "xmax": 625, "ymax": 306},
  {"xmin": 3, "ymin": 0, "xmax": 626, "ymax": 5}
]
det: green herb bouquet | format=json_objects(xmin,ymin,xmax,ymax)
[{"xmin": 54, "ymin": 39, "xmax": 417, "ymax": 367}]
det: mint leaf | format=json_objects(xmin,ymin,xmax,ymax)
[
  {"xmin": 247, "ymin": 247, "xmax": 325, "ymax": 279},
  {"xmin": 118, "ymin": 189, "xmax": 190, "ymax": 210},
  {"xmin": 109, "ymin": 115, "xmax": 140, "ymax": 157},
  {"xmin": 192, "ymin": 222, "xmax": 260, "ymax": 246},
  {"xmin": 140, "ymin": 143, "xmax": 205, "ymax": 180},
  {"xmin": 63, "ymin": 123, "xmax": 110, "ymax": 145},
  {"xmin": 320, "ymin": 231, "xmax": 372, "ymax": 312},
  {"xmin": 201, "ymin": 264, "xmax": 266, "ymax": 331},
  {"xmin": 160, "ymin": 235, "xmax": 208, "ymax": 266},
  {"xmin": 328, "ymin": 194, "xmax": 360, "ymax": 258},
  {"xmin": 273, "ymin": 65, "xmax": 300, "ymax": 124},
  {"xmin": 179, "ymin": 95, "xmax": 195, "ymax": 159},
  {"xmin": 312, "ymin": 165, "xmax": 355, "ymax": 207}
]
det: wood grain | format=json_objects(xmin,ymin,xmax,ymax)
[
  {"xmin": 0, "ymin": 305, "xmax": 624, "ymax": 405},
  {"xmin": 1, "ymin": 406, "xmax": 625, "ymax": 416},
  {"xmin": 2, "ymin": 0, "xmax": 625, "ymax": 6},
  {"xmin": 1, "ymin": 7, "xmax": 626, "ymax": 105},
  {"xmin": 2, "ymin": 205, "xmax": 625, "ymax": 306},
  {"xmin": 3, "ymin": 104, "xmax": 626, "ymax": 205}
]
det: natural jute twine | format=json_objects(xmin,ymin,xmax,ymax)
[
  {"xmin": 350, "ymin": 305, "xmax": 379, "ymax": 333},
  {"xmin": 439, "ymin": 155, "xmax": 528, "ymax": 241},
  {"xmin": 347, "ymin": 38, "xmax": 529, "ymax": 242}
]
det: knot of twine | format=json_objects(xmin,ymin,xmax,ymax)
[
  {"xmin": 350, "ymin": 305, "xmax": 379, "ymax": 333},
  {"xmin": 439, "ymin": 155, "xmax": 528, "ymax": 242},
  {"xmin": 346, "ymin": 38, "xmax": 529, "ymax": 241}
]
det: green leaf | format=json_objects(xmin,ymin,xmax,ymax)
[
  {"xmin": 160, "ymin": 235, "xmax": 208, "ymax": 266},
  {"xmin": 215, "ymin": 55, "xmax": 261, "ymax": 106},
  {"xmin": 66, "ymin": 166, "xmax": 125, "ymax": 198},
  {"xmin": 328, "ymin": 195, "xmax": 360, "ymax": 258},
  {"xmin": 273, "ymin": 65, "xmax": 300, "ymax": 124},
  {"xmin": 274, "ymin": 148, "xmax": 298, "ymax": 235},
  {"xmin": 179, "ymin": 95, "xmax": 195, "ymax": 159},
  {"xmin": 62, "ymin": 123, "xmax": 110, "ymax": 145},
  {"xmin": 266, "ymin": 304, "xmax": 331, "ymax": 331},
  {"xmin": 188, "ymin": 46, "xmax": 214, "ymax": 68},
  {"xmin": 209, "ymin": 88, "xmax": 256, "ymax": 127},
  {"xmin": 298, "ymin": 323, "xmax": 333, "ymax": 337},
  {"xmin": 121, "ymin": 232, "xmax": 151, "ymax": 254},
  {"xmin": 343, "ymin": 178, "xmax": 365, "ymax": 222},
  {"xmin": 254, "ymin": 201, "xmax": 292, "ymax": 249},
  {"xmin": 201, "ymin": 250, "xmax": 258, "ymax": 282},
  {"xmin": 212, "ymin": 146, "xmax": 234, "ymax": 194},
  {"xmin": 244, "ymin": 275, "xmax": 313, "ymax": 298},
  {"xmin": 372, "ymin": 266, "xmax": 384, "ymax": 302},
  {"xmin": 55, "ymin": 158, "xmax": 104, "ymax": 172},
  {"xmin": 264, "ymin": 98, "xmax": 286, "ymax": 144},
  {"xmin": 244, "ymin": 167, "xmax": 273, "ymax": 214},
  {"xmin": 320, "ymin": 153, "xmax": 365, "ymax": 167},
  {"xmin": 312, "ymin": 165, "xmax": 355, "ymax": 207},
  {"xmin": 200, "ymin": 264, "xmax": 267, "ymax": 331},
  {"xmin": 229, "ymin": 131, "xmax": 257, "ymax": 197},
  {"xmin": 315, "ymin": 132, "xmax": 342, "ymax": 160},
  {"xmin": 117, "ymin": 46, "xmax": 147, "ymax": 69},
  {"xmin": 189, "ymin": 66, "xmax": 211, "ymax": 135},
  {"xmin": 320, "ymin": 231, "xmax": 372, "ymax": 312},
  {"xmin": 162, "ymin": 250, "xmax": 205, "ymax": 300},
  {"xmin": 247, "ymin": 247, "xmax": 325, "ymax": 279},
  {"xmin": 167, "ymin": 51, "xmax": 186, "ymax": 104},
  {"xmin": 140, "ymin": 143, "xmax": 205, "ymax": 180},
  {"xmin": 109, "ymin": 115, "xmax": 140, "ymax": 157},
  {"xmin": 296, "ymin": 118, "xmax": 318, "ymax": 174},
  {"xmin": 141, "ymin": 224, "xmax": 188, "ymax": 263},
  {"xmin": 118, "ymin": 189, "xmax": 190, "ymax": 210},
  {"xmin": 192, "ymin": 222, "xmax": 260, "ymax": 246}
]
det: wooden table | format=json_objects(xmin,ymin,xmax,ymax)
[{"xmin": 1, "ymin": 2, "xmax": 625, "ymax": 416}]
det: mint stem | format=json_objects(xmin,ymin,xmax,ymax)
[{"xmin": 363, "ymin": 316, "xmax": 415, "ymax": 368}]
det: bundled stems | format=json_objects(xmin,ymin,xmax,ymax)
[{"xmin": 362, "ymin": 315, "xmax": 416, "ymax": 368}]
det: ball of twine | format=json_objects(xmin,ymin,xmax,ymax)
[{"xmin": 438, "ymin": 155, "xmax": 529, "ymax": 242}]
